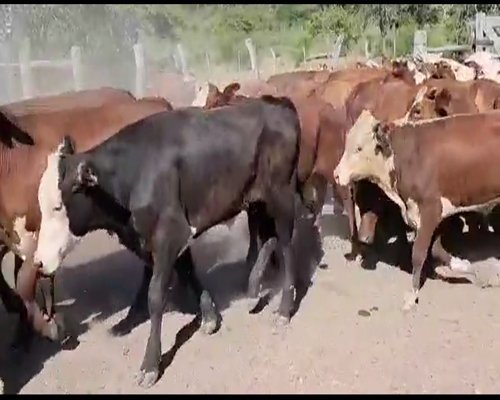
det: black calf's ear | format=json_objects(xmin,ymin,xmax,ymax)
[
  {"xmin": 61, "ymin": 135, "xmax": 76, "ymax": 156},
  {"xmin": 72, "ymin": 161, "xmax": 98, "ymax": 193}
]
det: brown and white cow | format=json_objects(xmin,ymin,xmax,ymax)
[
  {"xmin": 0, "ymin": 93, "xmax": 173, "ymax": 347},
  {"xmin": 334, "ymin": 110, "xmax": 500, "ymax": 310}
]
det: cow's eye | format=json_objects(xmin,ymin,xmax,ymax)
[
  {"xmin": 53, "ymin": 204, "xmax": 62, "ymax": 212},
  {"xmin": 356, "ymin": 146, "xmax": 363, "ymax": 153}
]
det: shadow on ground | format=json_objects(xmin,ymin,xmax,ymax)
[{"xmin": 0, "ymin": 211, "xmax": 323, "ymax": 393}]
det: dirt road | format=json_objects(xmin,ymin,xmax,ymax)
[{"xmin": 1, "ymin": 206, "xmax": 500, "ymax": 394}]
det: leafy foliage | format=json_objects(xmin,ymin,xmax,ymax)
[{"xmin": 0, "ymin": 5, "xmax": 498, "ymax": 69}]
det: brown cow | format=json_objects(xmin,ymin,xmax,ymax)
[
  {"xmin": 4, "ymin": 87, "xmax": 135, "ymax": 116},
  {"xmin": 409, "ymin": 78, "xmax": 500, "ymax": 120},
  {"xmin": 201, "ymin": 83, "xmax": 360, "ymax": 300},
  {"xmin": 334, "ymin": 110, "xmax": 500, "ymax": 310},
  {"xmin": 266, "ymin": 70, "xmax": 332, "ymax": 98},
  {"xmin": 311, "ymin": 61, "xmax": 421, "ymax": 110},
  {"xmin": 0, "ymin": 95, "xmax": 172, "ymax": 349}
]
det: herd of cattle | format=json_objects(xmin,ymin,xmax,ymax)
[{"xmin": 2, "ymin": 49, "xmax": 500, "ymax": 392}]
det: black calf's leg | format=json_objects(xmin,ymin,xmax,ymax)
[
  {"xmin": 245, "ymin": 203, "xmax": 263, "ymax": 271},
  {"xmin": 267, "ymin": 189, "xmax": 297, "ymax": 325},
  {"xmin": 136, "ymin": 212, "xmax": 191, "ymax": 389},
  {"xmin": 175, "ymin": 248, "xmax": 220, "ymax": 335},
  {"xmin": 0, "ymin": 246, "xmax": 20, "ymax": 314}
]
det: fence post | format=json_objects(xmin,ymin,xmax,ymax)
[
  {"xmin": 364, "ymin": 39, "xmax": 370, "ymax": 59},
  {"xmin": 237, "ymin": 50, "xmax": 241, "ymax": 72},
  {"xmin": 19, "ymin": 38, "xmax": 33, "ymax": 99},
  {"xmin": 245, "ymin": 38, "xmax": 259, "ymax": 78},
  {"xmin": 475, "ymin": 12, "xmax": 486, "ymax": 52},
  {"xmin": 205, "ymin": 52, "xmax": 211, "ymax": 77},
  {"xmin": 270, "ymin": 47, "xmax": 277, "ymax": 74},
  {"xmin": 302, "ymin": 46, "xmax": 307, "ymax": 69},
  {"xmin": 133, "ymin": 43, "xmax": 146, "ymax": 98},
  {"xmin": 0, "ymin": 43, "xmax": 12, "ymax": 103},
  {"xmin": 177, "ymin": 43, "xmax": 188, "ymax": 78},
  {"xmin": 71, "ymin": 45, "xmax": 83, "ymax": 91},
  {"xmin": 330, "ymin": 34, "xmax": 344, "ymax": 69},
  {"xmin": 413, "ymin": 30, "xmax": 427, "ymax": 59}
]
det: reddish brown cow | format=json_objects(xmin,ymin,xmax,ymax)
[
  {"xmin": 0, "ymin": 95, "xmax": 172, "ymax": 348},
  {"xmin": 266, "ymin": 70, "xmax": 332, "ymax": 98},
  {"xmin": 312, "ymin": 61, "xmax": 418, "ymax": 110},
  {"xmin": 409, "ymin": 78, "xmax": 500, "ymax": 120},
  {"xmin": 4, "ymin": 87, "xmax": 136, "ymax": 116},
  {"xmin": 334, "ymin": 110, "xmax": 500, "ymax": 310},
  {"xmin": 346, "ymin": 76, "xmax": 500, "ymax": 270},
  {"xmin": 201, "ymin": 83, "xmax": 361, "ymax": 299}
]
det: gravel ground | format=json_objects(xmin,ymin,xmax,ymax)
[{"xmin": 1, "ymin": 202, "xmax": 500, "ymax": 394}]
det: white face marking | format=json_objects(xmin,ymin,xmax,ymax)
[
  {"xmin": 12, "ymin": 217, "xmax": 37, "ymax": 260},
  {"xmin": 34, "ymin": 143, "xmax": 81, "ymax": 275},
  {"xmin": 191, "ymin": 82, "xmax": 209, "ymax": 107},
  {"xmin": 334, "ymin": 110, "xmax": 381, "ymax": 186},
  {"xmin": 334, "ymin": 110, "xmax": 400, "ymax": 215}
]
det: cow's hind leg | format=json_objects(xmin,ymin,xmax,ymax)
[
  {"xmin": 110, "ymin": 264, "xmax": 152, "ymax": 337},
  {"xmin": 0, "ymin": 245, "xmax": 20, "ymax": 314},
  {"xmin": 340, "ymin": 184, "xmax": 361, "ymax": 261},
  {"xmin": 266, "ymin": 188, "xmax": 297, "ymax": 325},
  {"xmin": 245, "ymin": 203, "xmax": 264, "ymax": 271},
  {"xmin": 403, "ymin": 201, "xmax": 441, "ymax": 312},
  {"xmin": 174, "ymin": 248, "xmax": 220, "ymax": 335},
  {"xmin": 136, "ymin": 212, "xmax": 191, "ymax": 389}
]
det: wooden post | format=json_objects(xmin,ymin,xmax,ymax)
[
  {"xmin": 205, "ymin": 52, "xmax": 211, "ymax": 76},
  {"xmin": 0, "ymin": 43, "xmax": 13, "ymax": 103},
  {"xmin": 393, "ymin": 26, "xmax": 397, "ymax": 57},
  {"xmin": 244, "ymin": 38, "xmax": 259, "ymax": 78},
  {"xmin": 133, "ymin": 43, "xmax": 145, "ymax": 98},
  {"xmin": 270, "ymin": 47, "xmax": 277, "ymax": 74},
  {"xmin": 413, "ymin": 30, "xmax": 427, "ymax": 59},
  {"xmin": 331, "ymin": 34, "xmax": 344, "ymax": 69},
  {"xmin": 19, "ymin": 38, "xmax": 33, "ymax": 99},
  {"xmin": 364, "ymin": 39, "xmax": 370, "ymax": 59},
  {"xmin": 302, "ymin": 46, "xmax": 307, "ymax": 69},
  {"xmin": 476, "ymin": 12, "xmax": 486, "ymax": 52},
  {"xmin": 71, "ymin": 45, "xmax": 83, "ymax": 91},
  {"xmin": 177, "ymin": 43, "xmax": 188, "ymax": 78},
  {"xmin": 237, "ymin": 50, "xmax": 241, "ymax": 72}
]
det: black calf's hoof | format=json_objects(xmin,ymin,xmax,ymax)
[
  {"xmin": 199, "ymin": 291, "xmax": 220, "ymax": 335},
  {"xmin": 135, "ymin": 368, "xmax": 159, "ymax": 389},
  {"xmin": 344, "ymin": 251, "xmax": 358, "ymax": 261},
  {"xmin": 274, "ymin": 314, "xmax": 290, "ymax": 327}
]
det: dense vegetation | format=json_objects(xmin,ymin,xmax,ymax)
[{"xmin": 1, "ymin": 5, "xmax": 500, "ymax": 70}]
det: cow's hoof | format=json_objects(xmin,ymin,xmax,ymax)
[
  {"xmin": 344, "ymin": 251, "xmax": 358, "ymax": 262},
  {"xmin": 402, "ymin": 291, "xmax": 418, "ymax": 313},
  {"xmin": 273, "ymin": 314, "xmax": 290, "ymax": 327},
  {"xmin": 247, "ymin": 297, "xmax": 261, "ymax": 313},
  {"xmin": 200, "ymin": 318, "xmax": 218, "ymax": 335},
  {"xmin": 135, "ymin": 369, "xmax": 159, "ymax": 389},
  {"xmin": 199, "ymin": 291, "xmax": 220, "ymax": 335}
]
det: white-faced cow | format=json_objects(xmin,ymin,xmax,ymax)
[
  {"xmin": 334, "ymin": 110, "xmax": 500, "ymax": 310},
  {"xmin": 33, "ymin": 95, "xmax": 304, "ymax": 388}
]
